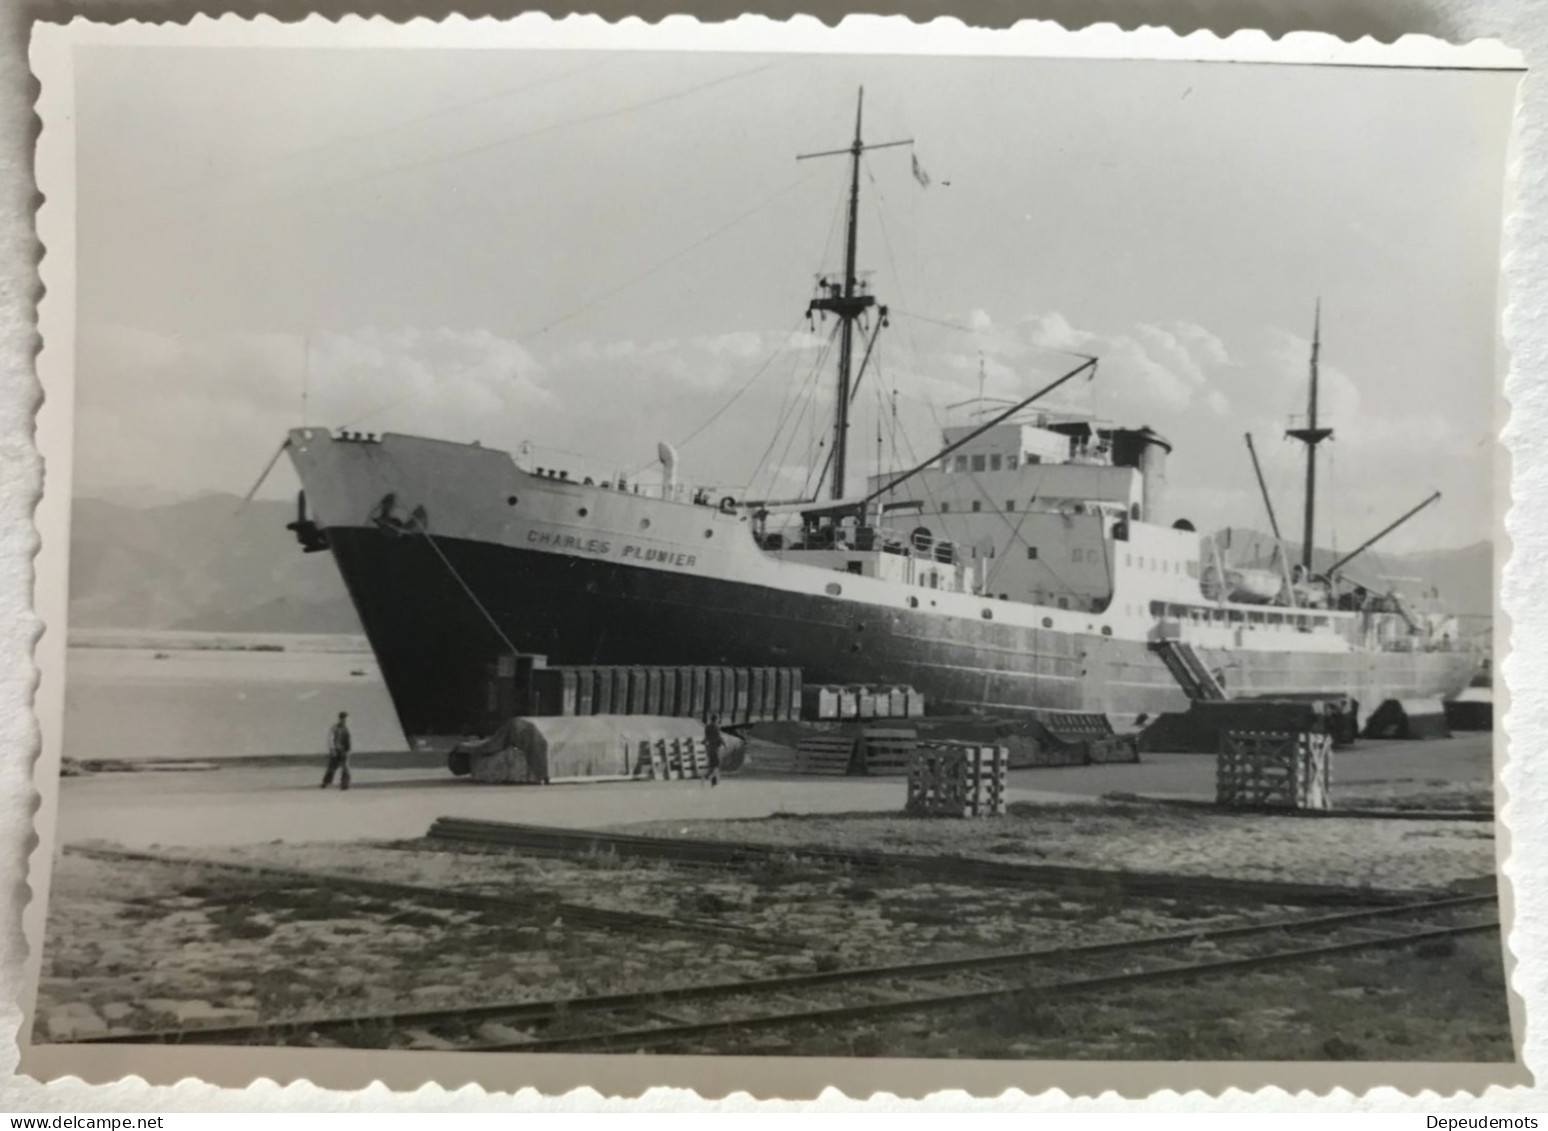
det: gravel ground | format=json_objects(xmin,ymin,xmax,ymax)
[
  {"xmin": 35, "ymin": 837, "xmax": 1306, "ymax": 1045},
  {"xmin": 32, "ymin": 787, "xmax": 1501, "ymax": 1052},
  {"xmin": 630, "ymin": 799, "xmax": 1497, "ymax": 892}
]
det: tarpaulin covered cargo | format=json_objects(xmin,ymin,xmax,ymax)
[
  {"xmin": 1363, "ymin": 698, "xmax": 1452, "ymax": 740},
  {"xmin": 1140, "ymin": 699, "xmax": 1332, "ymax": 754},
  {"xmin": 462, "ymin": 715, "xmax": 709, "ymax": 784},
  {"xmin": 1444, "ymin": 687, "xmax": 1492, "ymax": 732},
  {"xmin": 905, "ymin": 715, "xmax": 1130, "ymax": 769}
]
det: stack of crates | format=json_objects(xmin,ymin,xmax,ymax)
[
  {"xmin": 858, "ymin": 727, "xmax": 918, "ymax": 776},
  {"xmin": 802, "ymin": 683, "xmax": 924, "ymax": 721},
  {"xmin": 519, "ymin": 661, "xmax": 801, "ymax": 725},
  {"xmin": 635, "ymin": 736, "xmax": 712, "ymax": 781}
]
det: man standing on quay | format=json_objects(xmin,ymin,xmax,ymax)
[{"xmin": 322, "ymin": 711, "xmax": 352, "ymax": 791}]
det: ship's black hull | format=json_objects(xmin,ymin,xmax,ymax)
[{"xmin": 324, "ymin": 527, "xmax": 1476, "ymax": 740}]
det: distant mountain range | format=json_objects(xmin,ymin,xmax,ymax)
[
  {"xmin": 65, "ymin": 494, "xmax": 1494, "ymax": 637},
  {"xmin": 68, "ymin": 494, "xmax": 363, "ymax": 634},
  {"xmin": 1212, "ymin": 526, "xmax": 1493, "ymax": 625}
]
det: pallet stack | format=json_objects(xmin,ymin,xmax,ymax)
[
  {"xmin": 523, "ymin": 663, "xmax": 802, "ymax": 726},
  {"xmin": 905, "ymin": 743, "xmax": 1008, "ymax": 818},
  {"xmin": 857, "ymin": 728, "xmax": 918, "ymax": 776},
  {"xmin": 1216, "ymin": 730, "xmax": 1332, "ymax": 810},
  {"xmin": 792, "ymin": 733, "xmax": 857, "ymax": 775},
  {"xmin": 634, "ymin": 737, "xmax": 712, "ymax": 781},
  {"xmin": 801, "ymin": 684, "xmax": 924, "ymax": 721}
]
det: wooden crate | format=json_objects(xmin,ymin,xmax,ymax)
[
  {"xmin": 906, "ymin": 743, "xmax": 1008, "ymax": 817},
  {"xmin": 794, "ymin": 733, "xmax": 857, "ymax": 775},
  {"xmin": 749, "ymin": 742, "xmax": 800, "ymax": 773},
  {"xmin": 635, "ymin": 737, "xmax": 710, "ymax": 781},
  {"xmin": 859, "ymin": 727, "xmax": 918, "ymax": 776},
  {"xmin": 1217, "ymin": 730, "xmax": 1332, "ymax": 810}
]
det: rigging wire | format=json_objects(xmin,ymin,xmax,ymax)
[
  {"xmin": 346, "ymin": 443, "xmax": 521, "ymax": 656},
  {"xmin": 726, "ymin": 173, "xmax": 848, "ymax": 494},
  {"xmin": 344, "ymin": 166, "xmax": 827, "ymax": 430},
  {"xmin": 112, "ymin": 57, "xmax": 616, "ymax": 211},
  {"xmin": 162, "ymin": 58, "xmax": 792, "ymax": 226},
  {"xmin": 748, "ymin": 324, "xmax": 838, "ymax": 498},
  {"xmin": 861, "ymin": 161, "xmax": 946, "ymax": 520},
  {"xmin": 623, "ymin": 171, "xmax": 848, "ymax": 482},
  {"xmin": 891, "ymin": 309, "xmax": 1096, "ymax": 364},
  {"xmin": 671, "ymin": 313, "xmax": 815, "ymax": 452},
  {"xmin": 729, "ymin": 329, "xmax": 828, "ymax": 490},
  {"xmin": 525, "ymin": 166, "xmax": 827, "ymax": 342},
  {"xmin": 863, "ymin": 163, "xmax": 1083, "ymax": 600},
  {"xmin": 748, "ymin": 329, "xmax": 834, "ymax": 501},
  {"xmin": 409, "ymin": 516, "xmax": 521, "ymax": 656}
]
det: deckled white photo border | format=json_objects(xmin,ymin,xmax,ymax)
[{"xmin": 11, "ymin": 12, "xmax": 1530, "ymax": 1105}]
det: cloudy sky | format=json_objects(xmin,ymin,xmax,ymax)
[{"xmin": 73, "ymin": 45, "xmax": 1515, "ymax": 552}]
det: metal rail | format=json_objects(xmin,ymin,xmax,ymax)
[
  {"xmin": 504, "ymin": 917, "xmax": 1499, "ymax": 1055},
  {"xmin": 63, "ymin": 844, "xmax": 807, "ymax": 954},
  {"xmin": 75, "ymin": 891, "xmax": 1497, "ymax": 1048},
  {"xmin": 426, "ymin": 818, "xmax": 1438, "ymax": 907}
]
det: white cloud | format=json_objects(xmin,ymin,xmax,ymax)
[
  {"xmin": 73, "ymin": 324, "xmax": 560, "ymax": 500},
  {"xmin": 931, "ymin": 309, "xmax": 1235, "ymax": 419},
  {"xmin": 1263, "ymin": 327, "xmax": 1361, "ymax": 425},
  {"xmin": 693, "ymin": 330, "xmax": 766, "ymax": 360}
]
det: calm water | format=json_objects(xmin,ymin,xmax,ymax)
[{"xmin": 63, "ymin": 632, "xmax": 408, "ymax": 761}]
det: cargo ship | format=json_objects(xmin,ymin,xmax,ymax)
[{"xmin": 281, "ymin": 91, "xmax": 1478, "ymax": 747}]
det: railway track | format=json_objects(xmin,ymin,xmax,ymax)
[
  {"xmin": 64, "ymin": 843, "xmax": 808, "ymax": 954},
  {"xmin": 426, "ymin": 817, "xmax": 1477, "ymax": 906},
  {"xmin": 78, "ymin": 891, "xmax": 1497, "ymax": 1053}
]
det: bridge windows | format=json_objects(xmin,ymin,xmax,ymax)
[
  {"xmin": 990, "ymin": 454, "xmax": 1003, "ymax": 471},
  {"xmin": 1026, "ymin": 546, "xmax": 1039, "ymax": 560},
  {"xmin": 971, "ymin": 501, "xmax": 982, "ymax": 513},
  {"xmin": 972, "ymin": 454, "xmax": 986, "ymax": 472},
  {"xmin": 955, "ymin": 455, "xmax": 968, "ymax": 472}
]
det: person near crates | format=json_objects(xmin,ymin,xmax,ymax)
[
  {"xmin": 703, "ymin": 714, "xmax": 724, "ymax": 787},
  {"xmin": 321, "ymin": 711, "xmax": 352, "ymax": 791}
]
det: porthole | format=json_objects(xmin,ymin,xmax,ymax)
[
  {"xmin": 1101, "ymin": 626, "xmax": 1113, "ymax": 637},
  {"xmin": 704, "ymin": 529, "xmax": 715, "ymax": 539},
  {"xmin": 981, "ymin": 608, "xmax": 994, "ymax": 620},
  {"xmin": 506, "ymin": 495, "xmax": 519, "ymax": 506},
  {"xmin": 578, "ymin": 507, "xmax": 589, "ymax": 518},
  {"xmin": 907, "ymin": 596, "xmax": 919, "ymax": 609},
  {"xmin": 825, "ymin": 582, "xmax": 842, "ymax": 596},
  {"xmin": 640, "ymin": 518, "xmax": 651, "ymax": 530},
  {"xmin": 1042, "ymin": 617, "xmax": 1054, "ymax": 628}
]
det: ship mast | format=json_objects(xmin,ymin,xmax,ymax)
[
  {"xmin": 1286, "ymin": 300, "xmax": 1334, "ymax": 572},
  {"xmin": 798, "ymin": 88, "xmax": 911, "ymax": 501}
]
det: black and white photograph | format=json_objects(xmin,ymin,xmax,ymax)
[{"xmin": 19, "ymin": 17, "xmax": 1523, "ymax": 1094}]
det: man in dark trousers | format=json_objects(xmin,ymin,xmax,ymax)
[
  {"xmin": 321, "ymin": 711, "xmax": 352, "ymax": 791},
  {"xmin": 703, "ymin": 714, "xmax": 724, "ymax": 787}
]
